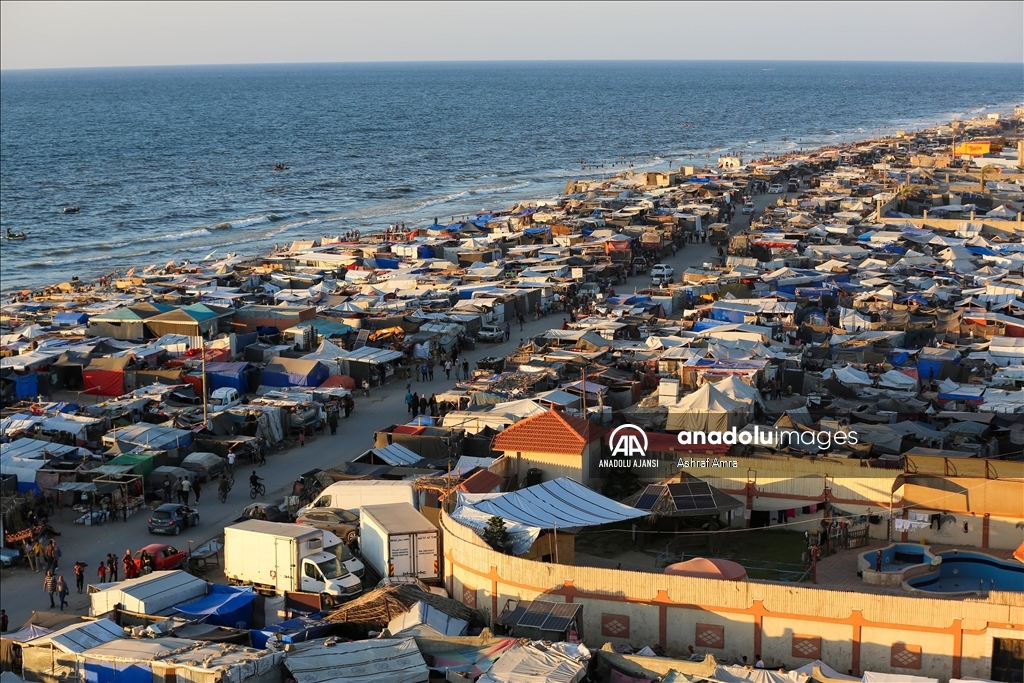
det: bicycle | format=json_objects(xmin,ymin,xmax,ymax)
[
  {"xmin": 217, "ymin": 478, "xmax": 233, "ymax": 503},
  {"xmin": 249, "ymin": 482, "xmax": 266, "ymax": 499}
]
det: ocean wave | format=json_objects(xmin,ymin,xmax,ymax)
[{"xmin": 135, "ymin": 228, "xmax": 211, "ymax": 244}]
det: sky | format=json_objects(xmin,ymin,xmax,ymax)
[{"xmin": 2, "ymin": 1, "xmax": 1023, "ymax": 70}]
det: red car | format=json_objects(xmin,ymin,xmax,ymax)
[{"xmin": 134, "ymin": 543, "xmax": 187, "ymax": 572}]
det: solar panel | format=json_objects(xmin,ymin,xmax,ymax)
[
  {"xmin": 517, "ymin": 601, "xmax": 555, "ymax": 627},
  {"xmin": 668, "ymin": 481, "xmax": 717, "ymax": 512},
  {"xmin": 635, "ymin": 484, "xmax": 665, "ymax": 511},
  {"xmin": 541, "ymin": 603, "xmax": 582, "ymax": 632}
]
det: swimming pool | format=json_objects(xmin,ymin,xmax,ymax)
[
  {"xmin": 906, "ymin": 551, "xmax": 1024, "ymax": 594},
  {"xmin": 858, "ymin": 544, "xmax": 939, "ymax": 586}
]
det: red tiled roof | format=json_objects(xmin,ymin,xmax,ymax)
[
  {"xmin": 491, "ymin": 409, "xmax": 595, "ymax": 456},
  {"xmin": 457, "ymin": 469, "xmax": 505, "ymax": 494}
]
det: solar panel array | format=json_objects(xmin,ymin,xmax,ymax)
[
  {"xmin": 634, "ymin": 484, "xmax": 666, "ymax": 511},
  {"xmin": 510, "ymin": 601, "xmax": 582, "ymax": 632},
  {"xmin": 667, "ymin": 481, "xmax": 717, "ymax": 511}
]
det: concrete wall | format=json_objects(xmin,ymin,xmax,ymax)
[{"xmin": 441, "ymin": 510, "xmax": 1024, "ymax": 682}]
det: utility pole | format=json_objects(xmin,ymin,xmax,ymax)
[{"xmin": 580, "ymin": 366, "xmax": 586, "ymax": 418}]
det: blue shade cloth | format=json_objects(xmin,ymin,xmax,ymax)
[
  {"xmin": 174, "ymin": 584, "xmax": 257, "ymax": 628},
  {"xmin": 249, "ymin": 615, "xmax": 332, "ymax": 649},
  {"xmin": 83, "ymin": 662, "xmax": 152, "ymax": 683}
]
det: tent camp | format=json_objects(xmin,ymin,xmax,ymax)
[
  {"xmin": 261, "ymin": 358, "xmax": 329, "ymax": 388},
  {"xmin": 665, "ymin": 382, "xmax": 747, "ymax": 432},
  {"xmin": 82, "ymin": 356, "xmax": 132, "ymax": 396}
]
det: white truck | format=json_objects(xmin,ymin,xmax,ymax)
[
  {"xmin": 224, "ymin": 520, "xmax": 363, "ymax": 607},
  {"xmin": 360, "ymin": 503, "xmax": 440, "ymax": 584},
  {"xmin": 299, "ymin": 479, "xmax": 417, "ymax": 516}
]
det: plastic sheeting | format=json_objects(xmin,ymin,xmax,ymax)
[
  {"xmin": 285, "ymin": 638, "xmax": 429, "ymax": 683},
  {"xmin": 477, "ymin": 642, "xmax": 588, "ymax": 683},
  {"xmin": 174, "ymin": 584, "xmax": 256, "ymax": 628},
  {"xmin": 261, "ymin": 358, "xmax": 329, "ymax": 388}
]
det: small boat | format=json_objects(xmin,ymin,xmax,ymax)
[
  {"xmin": 63, "ymin": 206, "xmax": 79, "ymax": 214},
  {"xmin": 273, "ymin": 164, "xmax": 287, "ymax": 171},
  {"xmin": 5, "ymin": 229, "xmax": 27, "ymax": 240}
]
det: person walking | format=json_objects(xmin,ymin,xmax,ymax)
[
  {"xmin": 123, "ymin": 550, "xmax": 134, "ymax": 579},
  {"xmin": 420, "ymin": 362, "xmax": 429, "ymax": 383},
  {"xmin": 461, "ymin": 359, "xmax": 470, "ymax": 381},
  {"xmin": 418, "ymin": 394, "xmax": 428, "ymax": 418},
  {"xmin": 162, "ymin": 476, "xmax": 173, "ymax": 503},
  {"xmin": 258, "ymin": 437, "xmax": 267, "ymax": 466},
  {"xmin": 56, "ymin": 576, "xmax": 69, "ymax": 611},
  {"xmin": 180, "ymin": 477, "xmax": 191, "ymax": 506},
  {"xmin": 22, "ymin": 540, "xmax": 36, "ymax": 572},
  {"xmin": 328, "ymin": 410, "xmax": 338, "ymax": 436},
  {"xmin": 176, "ymin": 477, "xmax": 186, "ymax": 505},
  {"xmin": 73, "ymin": 561, "xmax": 87, "ymax": 593},
  {"xmin": 226, "ymin": 449, "xmax": 236, "ymax": 474},
  {"xmin": 504, "ymin": 322, "xmax": 511, "ymax": 341},
  {"xmin": 410, "ymin": 391, "xmax": 419, "ymax": 416},
  {"xmin": 107, "ymin": 554, "xmax": 118, "ymax": 582},
  {"xmin": 444, "ymin": 359, "xmax": 452, "ymax": 380},
  {"xmin": 31, "ymin": 538, "xmax": 43, "ymax": 572},
  {"xmin": 192, "ymin": 477, "xmax": 202, "ymax": 504},
  {"xmin": 43, "ymin": 570, "xmax": 56, "ymax": 608},
  {"xmin": 1, "ymin": 610, "xmax": 8, "ymax": 633},
  {"xmin": 97, "ymin": 561, "xmax": 107, "ymax": 584},
  {"xmin": 427, "ymin": 359, "xmax": 435, "ymax": 381},
  {"xmin": 429, "ymin": 393, "xmax": 438, "ymax": 417},
  {"xmin": 406, "ymin": 389, "xmax": 414, "ymax": 414},
  {"xmin": 298, "ymin": 428, "xmax": 306, "ymax": 447},
  {"xmin": 517, "ymin": 311, "xmax": 525, "ymax": 331}
]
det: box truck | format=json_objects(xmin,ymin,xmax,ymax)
[
  {"xmin": 298, "ymin": 479, "xmax": 417, "ymax": 516},
  {"xmin": 359, "ymin": 503, "xmax": 440, "ymax": 584},
  {"xmin": 224, "ymin": 519, "xmax": 362, "ymax": 606}
]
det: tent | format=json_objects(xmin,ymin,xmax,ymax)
[
  {"xmin": 90, "ymin": 571, "xmax": 207, "ymax": 617},
  {"xmin": 173, "ymin": 584, "xmax": 256, "ymax": 628},
  {"xmin": 477, "ymin": 643, "xmax": 589, "ymax": 683},
  {"xmin": 665, "ymin": 383, "xmax": 747, "ymax": 432},
  {"xmin": 388, "ymin": 600, "xmax": 468, "ymax": 637},
  {"xmin": 285, "ymin": 638, "xmax": 429, "ymax": 683},
  {"xmin": 82, "ymin": 356, "xmax": 131, "ymax": 396},
  {"xmin": 261, "ymin": 358, "xmax": 329, "ymax": 388},
  {"xmin": 454, "ymin": 477, "xmax": 646, "ymax": 532},
  {"xmin": 664, "ymin": 557, "xmax": 747, "ymax": 581},
  {"xmin": 202, "ymin": 361, "xmax": 252, "ymax": 393},
  {"xmin": 714, "ymin": 375, "xmax": 765, "ymax": 409}
]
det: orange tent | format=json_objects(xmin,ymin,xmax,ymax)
[
  {"xmin": 320, "ymin": 375, "xmax": 355, "ymax": 390},
  {"xmin": 664, "ymin": 557, "xmax": 747, "ymax": 581}
]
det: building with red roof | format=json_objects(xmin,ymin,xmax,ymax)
[{"xmin": 491, "ymin": 409, "xmax": 604, "ymax": 486}]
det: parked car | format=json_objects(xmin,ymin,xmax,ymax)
[
  {"xmin": 0, "ymin": 547, "xmax": 21, "ymax": 568},
  {"xmin": 377, "ymin": 576, "xmax": 449, "ymax": 598},
  {"xmin": 650, "ymin": 264, "xmax": 674, "ymax": 286},
  {"xmin": 578, "ymin": 282, "xmax": 601, "ymax": 299},
  {"xmin": 476, "ymin": 325, "xmax": 504, "ymax": 343},
  {"xmin": 148, "ymin": 504, "xmax": 200, "ymax": 536},
  {"xmin": 180, "ymin": 452, "xmax": 225, "ymax": 482},
  {"xmin": 239, "ymin": 502, "xmax": 293, "ymax": 523},
  {"xmin": 742, "ymin": 200, "xmax": 755, "ymax": 215},
  {"xmin": 208, "ymin": 387, "xmax": 241, "ymax": 412},
  {"xmin": 134, "ymin": 543, "xmax": 187, "ymax": 571},
  {"xmin": 296, "ymin": 508, "xmax": 360, "ymax": 543},
  {"xmin": 768, "ymin": 183, "xmax": 785, "ymax": 194},
  {"xmin": 787, "ymin": 179, "xmax": 800, "ymax": 192}
]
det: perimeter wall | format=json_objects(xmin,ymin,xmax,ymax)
[{"xmin": 441, "ymin": 511, "xmax": 1024, "ymax": 683}]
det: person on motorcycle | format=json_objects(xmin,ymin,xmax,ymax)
[{"xmin": 250, "ymin": 471, "xmax": 263, "ymax": 489}]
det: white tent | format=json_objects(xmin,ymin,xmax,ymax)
[
  {"xmin": 878, "ymin": 370, "xmax": 918, "ymax": 391},
  {"xmin": 665, "ymin": 382, "xmax": 747, "ymax": 432},
  {"xmin": 388, "ymin": 600, "xmax": 468, "ymax": 637},
  {"xmin": 285, "ymin": 638, "xmax": 429, "ymax": 683},
  {"xmin": 89, "ymin": 570, "xmax": 206, "ymax": 617},
  {"xmin": 714, "ymin": 375, "xmax": 765, "ymax": 409},
  {"xmin": 477, "ymin": 643, "xmax": 589, "ymax": 683}
]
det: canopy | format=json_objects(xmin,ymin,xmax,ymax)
[
  {"xmin": 455, "ymin": 477, "xmax": 646, "ymax": 532},
  {"xmin": 285, "ymin": 638, "xmax": 429, "ymax": 683},
  {"xmin": 173, "ymin": 584, "xmax": 256, "ymax": 628},
  {"xmin": 665, "ymin": 557, "xmax": 747, "ymax": 581},
  {"xmin": 477, "ymin": 642, "xmax": 588, "ymax": 683},
  {"xmin": 665, "ymin": 383, "xmax": 747, "ymax": 432}
]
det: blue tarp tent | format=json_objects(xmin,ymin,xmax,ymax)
[
  {"xmin": 250, "ymin": 615, "xmax": 332, "ymax": 649},
  {"xmin": 261, "ymin": 358, "xmax": 329, "ymax": 387},
  {"xmin": 693, "ymin": 319, "xmax": 728, "ymax": 332},
  {"xmin": 53, "ymin": 311, "xmax": 89, "ymax": 326},
  {"xmin": 14, "ymin": 373, "xmax": 38, "ymax": 399},
  {"xmin": 83, "ymin": 660, "xmax": 152, "ymax": 683},
  {"xmin": 710, "ymin": 308, "xmax": 746, "ymax": 324},
  {"xmin": 204, "ymin": 362, "xmax": 251, "ymax": 393},
  {"xmin": 918, "ymin": 347, "xmax": 960, "ymax": 381},
  {"xmin": 174, "ymin": 584, "xmax": 256, "ymax": 627}
]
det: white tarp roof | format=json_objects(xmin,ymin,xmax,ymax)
[
  {"xmin": 792, "ymin": 661, "xmax": 859, "ymax": 681},
  {"xmin": 363, "ymin": 443, "xmax": 423, "ymax": 466},
  {"xmin": 448, "ymin": 505, "xmax": 542, "ymax": 555},
  {"xmin": 878, "ymin": 370, "xmax": 918, "ymax": 390},
  {"xmin": 387, "ymin": 601, "xmax": 468, "ymax": 637},
  {"xmin": 714, "ymin": 665, "xmax": 808, "ymax": 683},
  {"xmin": 285, "ymin": 638, "xmax": 429, "ymax": 683},
  {"xmin": 862, "ymin": 673, "xmax": 938, "ymax": 683},
  {"xmin": 477, "ymin": 642, "xmax": 589, "ymax": 683},
  {"xmin": 32, "ymin": 618, "xmax": 124, "ymax": 654},
  {"xmin": 455, "ymin": 477, "xmax": 646, "ymax": 531},
  {"xmin": 89, "ymin": 570, "xmax": 207, "ymax": 617}
]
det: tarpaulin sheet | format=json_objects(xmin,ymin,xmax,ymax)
[
  {"xmin": 261, "ymin": 358, "xmax": 329, "ymax": 387},
  {"xmin": 174, "ymin": 584, "xmax": 256, "ymax": 628},
  {"xmin": 285, "ymin": 638, "xmax": 428, "ymax": 683},
  {"xmin": 82, "ymin": 369, "xmax": 124, "ymax": 397},
  {"xmin": 14, "ymin": 373, "xmax": 38, "ymax": 399}
]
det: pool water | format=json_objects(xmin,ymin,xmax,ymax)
[{"xmin": 907, "ymin": 552, "xmax": 1024, "ymax": 593}]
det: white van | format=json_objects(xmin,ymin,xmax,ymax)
[{"xmin": 298, "ymin": 480, "xmax": 417, "ymax": 516}]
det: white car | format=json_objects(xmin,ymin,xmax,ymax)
[
  {"xmin": 768, "ymin": 184, "xmax": 785, "ymax": 194},
  {"xmin": 208, "ymin": 387, "xmax": 241, "ymax": 412},
  {"xmin": 651, "ymin": 264, "xmax": 674, "ymax": 286},
  {"xmin": 742, "ymin": 201, "xmax": 755, "ymax": 215}
]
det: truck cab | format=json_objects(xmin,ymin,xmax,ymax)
[{"xmin": 299, "ymin": 551, "xmax": 362, "ymax": 604}]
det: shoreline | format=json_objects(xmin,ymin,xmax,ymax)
[{"xmin": 1, "ymin": 101, "xmax": 1018, "ymax": 299}]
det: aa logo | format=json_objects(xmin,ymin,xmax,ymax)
[{"xmin": 609, "ymin": 424, "xmax": 648, "ymax": 459}]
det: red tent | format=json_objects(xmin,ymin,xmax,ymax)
[
  {"xmin": 83, "ymin": 356, "xmax": 131, "ymax": 396},
  {"xmin": 320, "ymin": 375, "xmax": 355, "ymax": 390}
]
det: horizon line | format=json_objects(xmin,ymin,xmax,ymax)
[{"xmin": 4, "ymin": 57, "xmax": 1024, "ymax": 73}]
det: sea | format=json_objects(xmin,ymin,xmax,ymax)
[{"xmin": 1, "ymin": 60, "xmax": 1022, "ymax": 292}]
